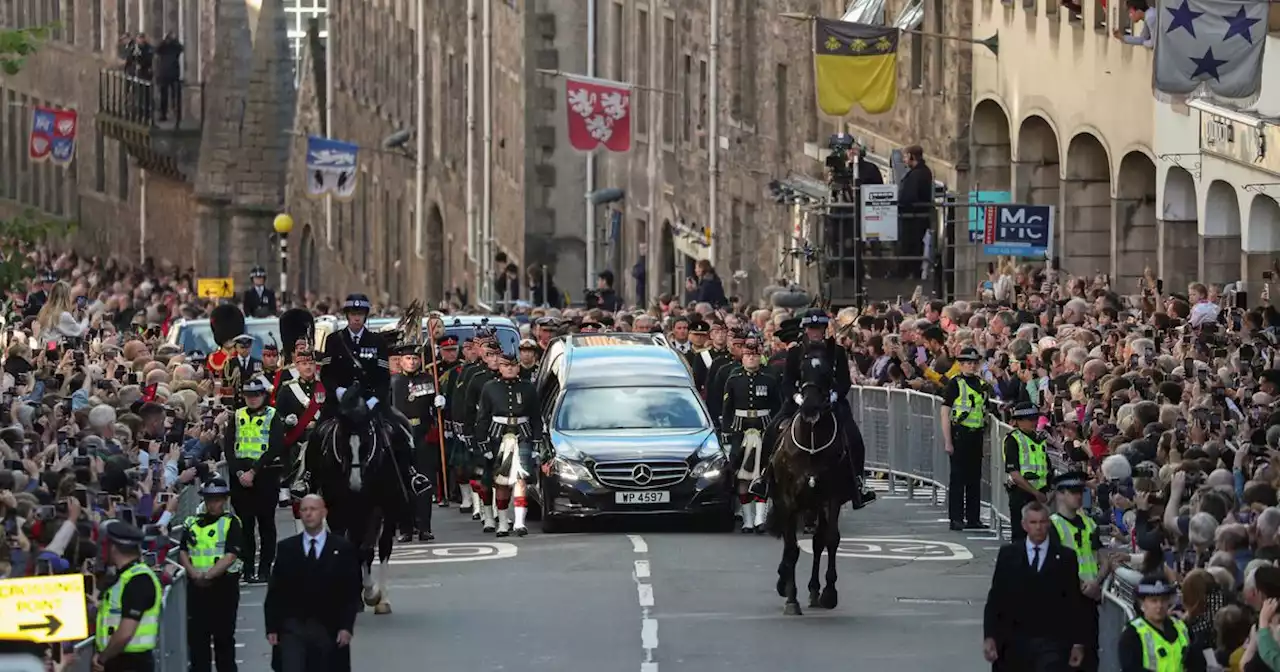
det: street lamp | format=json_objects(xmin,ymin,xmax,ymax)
[{"xmin": 273, "ymin": 213, "xmax": 294, "ymax": 304}]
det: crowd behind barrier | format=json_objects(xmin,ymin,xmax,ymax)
[{"xmin": 849, "ymin": 385, "xmax": 1140, "ymax": 672}]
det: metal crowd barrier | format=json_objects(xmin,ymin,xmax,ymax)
[{"xmin": 847, "ymin": 386, "xmax": 1138, "ymax": 670}]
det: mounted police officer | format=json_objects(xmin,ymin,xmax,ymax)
[
  {"xmin": 318, "ymin": 293, "xmax": 431, "ymax": 497},
  {"xmin": 223, "ymin": 376, "xmax": 285, "ymax": 584},
  {"xmin": 748, "ymin": 308, "xmax": 876, "ymax": 509},
  {"xmin": 179, "ymin": 478, "xmax": 244, "ymax": 672},
  {"xmin": 476, "ymin": 349, "xmax": 542, "ymax": 537},
  {"xmin": 94, "ymin": 521, "xmax": 162, "ymax": 672},
  {"xmin": 391, "ymin": 342, "xmax": 447, "ymax": 542},
  {"xmin": 721, "ymin": 334, "xmax": 781, "ymax": 533},
  {"xmin": 1004, "ymin": 401, "xmax": 1052, "ymax": 542}
]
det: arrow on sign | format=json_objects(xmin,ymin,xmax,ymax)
[{"xmin": 18, "ymin": 614, "xmax": 62, "ymax": 637}]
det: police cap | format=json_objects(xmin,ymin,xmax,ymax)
[
  {"xmin": 1136, "ymin": 576, "xmax": 1178, "ymax": 597},
  {"xmin": 956, "ymin": 347, "xmax": 981, "ymax": 362},
  {"xmin": 250, "ymin": 265, "xmax": 267, "ymax": 279},
  {"xmin": 519, "ymin": 338, "xmax": 540, "ymax": 351},
  {"xmin": 201, "ymin": 478, "xmax": 232, "ymax": 497},
  {"xmin": 390, "ymin": 344, "xmax": 421, "ymax": 357},
  {"xmin": 579, "ymin": 320, "xmax": 603, "ymax": 333},
  {"xmin": 103, "ymin": 520, "xmax": 145, "ymax": 549},
  {"xmin": 241, "ymin": 377, "xmax": 269, "ymax": 394},
  {"xmin": 1011, "ymin": 402, "xmax": 1039, "ymax": 419},
  {"xmin": 799, "ymin": 309, "xmax": 830, "ymax": 328},
  {"xmin": 232, "ymin": 334, "xmax": 254, "ymax": 346},
  {"xmin": 343, "ymin": 293, "xmax": 372, "ymax": 313},
  {"xmin": 1052, "ymin": 471, "xmax": 1088, "ymax": 492},
  {"xmin": 689, "ymin": 321, "xmax": 711, "ymax": 334}
]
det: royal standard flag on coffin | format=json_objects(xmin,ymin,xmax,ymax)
[{"xmin": 813, "ymin": 18, "xmax": 900, "ymax": 116}]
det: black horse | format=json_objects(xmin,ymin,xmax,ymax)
[
  {"xmin": 765, "ymin": 339, "xmax": 860, "ymax": 615},
  {"xmin": 294, "ymin": 387, "xmax": 416, "ymax": 615}
]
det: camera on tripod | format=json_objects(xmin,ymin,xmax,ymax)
[{"xmin": 825, "ymin": 133, "xmax": 856, "ymax": 198}]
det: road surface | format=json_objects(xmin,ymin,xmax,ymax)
[{"xmin": 228, "ymin": 479, "xmax": 1003, "ymax": 671}]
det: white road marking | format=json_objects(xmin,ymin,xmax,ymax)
[
  {"xmin": 627, "ymin": 534, "xmax": 649, "ymax": 553},
  {"xmin": 799, "ymin": 537, "xmax": 975, "ymax": 561},
  {"xmin": 629, "ymin": 535, "xmax": 658, "ymax": 672},
  {"xmin": 389, "ymin": 542, "xmax": 518, "ymax": 565},
  {"xmin": 637, "ymin": 583, "xmax": 655, "ymax": 607}
]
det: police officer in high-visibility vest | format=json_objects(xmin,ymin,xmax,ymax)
[
  {"xmin": 1050, "ymin": 471, "xmax": 1109, "ymax": 672},
  {"xmin": 178, "ymin": 478, "xmax": 245, "ymax": 672},
  {"xmin": 93, "ymin": 521, "xmax": 162, "ymax": 672},
  {"xmin": 222, "ymin": 376, "xmax": 285, "ymax": 584},
  {"xmin": 940, "ymin": 346, "xmax": 991, "ymax": 531},
  {"xmin": 1004, "ymin": 401, "xmax": 1052, "ymax": 542},
  {"xmin": 1119, "ymin": 575, "xmax": 1196, "ymax": 672}
]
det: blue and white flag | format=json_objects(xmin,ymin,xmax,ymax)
[
  {"xmin": 304, "ymin": 135, "xmax": 359, "ymax": 200},
  {"xmin": 1152, "ymin": 0, "xmax": 1268, "ymax": 101}
]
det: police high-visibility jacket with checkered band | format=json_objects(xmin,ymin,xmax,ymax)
[
  {"xmin": 1013, "ymin": 430, "xmax": 1049, "ymax": 490},
  {"xmin": 1051, "ymin": 513, "xmax": 1099, "ymax": 582},
  {"xmin": 950, "ymin": 379, "xmax": 985, "ymax": 429},
  {"xmin": 1128, "ymin": 617, "xmax": 1189, "ymax": 672},
  {"xmin": 95, "ymin": 563, "xmax": 162, "ymax": 653},
  {"xmin": 235, "ymin": 407, "xmax": 276, "ymax": 461},
  {"xmin": 187, "ymin": 513, "xmax": 243, "ymax": 574}
]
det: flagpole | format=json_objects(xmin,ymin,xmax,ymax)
[
  {"xmin": 778, "ymin": 12, "xmax": 1000, "ymax": 56},
  {"xmin": 466, "ymin": 0, "xmax": 478, "ymax": 275},
  {"xmin": 415, "ymin": 0, "xmax": 427, "ymax": 302},
  {"xmin": 482, "ymin": 0, "xmax": 494, "ymax": 307},
  {"xmin": 585, "ymin": 0, "xmax": 598, "ymax": 295},
  {"xmin": 708, "ymin": 0, "xmax": 720, "ymax": 268}
]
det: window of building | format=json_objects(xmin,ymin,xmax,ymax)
[
  {"xmin": 60, "ymin": 0, "xmax": 73, "ymax": 46},
  {"xmin": 92, "ymin": 0, "xmax": 102, "ymax": 52},
  {"xmin": 116, "ymin": 141, "xmax": 129, "ymax": 202},
  {"xmin": 611, "ymin": 2, "xmax": 625, "ymax": 82},
  {"xmin": 681, "ymin": 53, "xmax": 691, "ymax": 144},
  {"xmin": 94, "ymin": 130, "xmax": 105, "ymax": 193},
  {"xmin": 775, "ymin": 63, "xmax": 788, "ymax": 163},
  {"xmin": 115, "ymin": 0, "xmax": 126, "ymax": 39},
  {"xmin": 910, "ymin": 34, "xmax": 924, "ymax": 89},
  {"xmin": 635, "ymin": 7, "xmax": 649, "ymax": 137},
  {"xmin": 933, "ymin": 0, "xmax": 945, "ymax": 85},
  {"xmin": 660, "ymin": 15, "xmax": 675, "ymax": 146},
  {"xmin": 698, "ymin": 57, "xmax": 707, "ymax": 151}
]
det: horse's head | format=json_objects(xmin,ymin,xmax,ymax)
[
  {"xmin": 337, "ymin": 386, "xmax": 371, "ymax": 425},
  {"xmin": 797, "ymin": 340, "xmax": 835, "ymax": 422}
]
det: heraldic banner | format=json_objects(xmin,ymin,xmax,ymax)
[
  {"xmin": 29, "ymin": 107, "xmax": 78, "ymax": 166},
  {"xmin": 565, "ymin": 74, "xmax": 633, "ymax": 153},
  {"xmin": 305, "ymin": 135, "xmax": 360, "ymax": 200}
]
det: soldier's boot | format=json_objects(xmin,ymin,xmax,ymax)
[
  {"xmin": 513, "ymin": 495, "xmax": 529, "ymax": 537},
  {"xmin": 740, "ymin": 500, "xmax": 756, "ymax": 533},
  {"xmin": 753, "ymin": 498, "xmax": 769, "ymax": 533},
  {"xmin": 481, "ymin": 501, "xmax": 496, "ymax": 533},
  {"xmin": 495, "ymin": 506, "xmax": 511, "ymax": 538}
]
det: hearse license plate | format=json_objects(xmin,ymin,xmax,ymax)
[{"xmin": 615, "ymin": 491, "xmax": 671, "ymax": 504}]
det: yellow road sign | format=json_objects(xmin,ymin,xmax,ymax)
[
  {"xmin": 197, "ymin": 277, "xmax": 236, "ymax": 299},
  {"xmin": 0, "ymin": 574, "xmax": 89, "ymax": 643}
]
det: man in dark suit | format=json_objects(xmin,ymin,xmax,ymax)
[
  {"xmin": 983, "ymin": 501, "xmax": 1087, "ymax": 671},
  {"xmin": 224, "ymin": 334, "xmax": 264, "ymax": 409},
  {"xmin": 242, "ymin": 266, "xmax": 278, "ymax": 317},
  {"xmin": 265, "ymin": 494, "xmax": 361, "ymax": 672}
]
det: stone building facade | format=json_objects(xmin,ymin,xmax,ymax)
[{"xmin": 0, "ymin": 0, "xmax": 206, "ymax": 268}]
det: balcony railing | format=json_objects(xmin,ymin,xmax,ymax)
[{"xmin": 98, "ymin": 69, "xmax": 203, "ymax": 130}]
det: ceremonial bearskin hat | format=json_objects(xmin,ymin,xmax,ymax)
[
  {"xmin": 210, "ymin": 303, "xmax": 246, "ymax": 350},
  {"xmin": 278, "ymin": 308, "xmax": 315, "ymax": 365}
]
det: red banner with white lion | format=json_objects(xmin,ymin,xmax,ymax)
[{"xmin": 564, "ymin": 75, "xmax": 632, "ymax": 153}]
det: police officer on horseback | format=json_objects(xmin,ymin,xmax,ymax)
[
  {"xmin": 318, "ymin": 293, "xmax": 432, "ymax": 496},
  {"xmin": 747, "ymin": 308, "xmax": 876, "ymax": 509}
]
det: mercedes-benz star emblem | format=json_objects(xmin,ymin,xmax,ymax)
[{"xmin": 632, "ymin": 464, "xmax": 653, "ymax": 485}]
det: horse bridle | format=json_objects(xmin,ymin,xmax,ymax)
[{"xmin": 790, "ymin": 402, "xmax": 838, "ymax": 455}]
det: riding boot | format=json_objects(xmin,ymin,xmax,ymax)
[{"xmin": 747, "ymin": 465, "xmax": 772, "ymax": 500}]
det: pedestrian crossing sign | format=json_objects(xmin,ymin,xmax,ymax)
[{"xmin": 198, "ymin": 278, "xmax": 235, "ymax": 299}]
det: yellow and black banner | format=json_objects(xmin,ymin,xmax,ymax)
[{"xmin": 813, "ymin": 18, "xmax": 900, "ymax": 116}]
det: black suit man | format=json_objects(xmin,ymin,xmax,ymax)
[
  {"xmin": 243, "ymin": 265, "xmax": 278, "ymax": 317},
  {"xmin": 224, "ymin": 335, "xmax": 264, "ymax": 409},
  {"xmin": 265, "ymin": 494, "xmax": 361, "ymax": 672},
  {"xmin": 983, "ymin": 501, "xmax": 1087, "ymax": 671}
]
